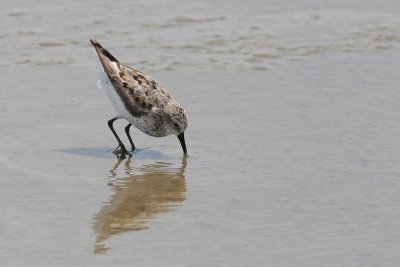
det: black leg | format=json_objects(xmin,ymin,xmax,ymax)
[
  {"xmin": 107, "ymin": 117, "xmax": 131, "ymax": 158},
  {"xmin": 124, "ymin": 123, "xmax": 136, "ymax": 151}
]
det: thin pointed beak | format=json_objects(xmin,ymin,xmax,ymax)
[{"xmin": 177, "ymin": 133, "xmax": 187, "ymax": 156}]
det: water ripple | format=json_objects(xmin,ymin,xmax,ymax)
[{"xmin": 1, "ymin": 9, "xmax": 400, "ymax": 71}]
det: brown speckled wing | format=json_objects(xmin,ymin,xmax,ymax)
[{"xmin": 91, "ymin": 39, "xmax": 171, "ymax": 117}]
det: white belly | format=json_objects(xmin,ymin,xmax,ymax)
[
  {"xmin": 93, "ymin": 54, "xmax": 166, "ymax": 137},
  {"xmin": 94, "ymin": 55, "xmax": 134, "ymax": 121}
]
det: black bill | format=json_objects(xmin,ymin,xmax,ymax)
[{"xmin": 177, "ymin": 133, "xmax": 187, "ymax": 156}]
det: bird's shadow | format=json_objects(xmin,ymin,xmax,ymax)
[{"xmin": 55, "ymin": 146, "xmax": 173, "ymax": 160}]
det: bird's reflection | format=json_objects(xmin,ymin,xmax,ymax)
[{"xmin": 93, "ymin": 158, "xmax": 187, "ymax": 253}]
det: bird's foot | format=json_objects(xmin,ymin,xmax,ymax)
[{"xmin": 113, "ymin": 145, "xmax": 132, "ymax": 159}]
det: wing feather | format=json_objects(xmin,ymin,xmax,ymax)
[{"xmin": 91, "ymin": 39, "xmax": 171, "ymax": 117}]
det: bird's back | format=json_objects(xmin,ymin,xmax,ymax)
[{"xmin": 91, "ymin": 39, "xmax": 180, "ymax": 136}]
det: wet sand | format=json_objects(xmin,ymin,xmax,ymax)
[
  {"xmin": 1, "ymin": 49, "xmax": 400, "ymax": 266},
  {"xmin": 2, "ymin": 0, "xmax": 400, "ymax": 266}
]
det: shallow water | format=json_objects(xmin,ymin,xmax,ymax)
[
  {"xmin": 1, "ymin": 1, "xmax": 400, "ymax": 266},
  {"xmin": 1, "ymin": 0, "xmax": 400, "ymax": 71}
]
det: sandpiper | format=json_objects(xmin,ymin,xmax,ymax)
[{"xmin": 90, "ymin": 39, "xmax": 188, "ymax": 158}]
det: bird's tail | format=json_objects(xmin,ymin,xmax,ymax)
[{"xmin": 90, "ymin": 39, "xmax": 119, "ymax": 63}]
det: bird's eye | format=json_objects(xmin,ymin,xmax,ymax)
[{"xmin": 173, "ymin": 122, "xmax": 179, "ymax": 129}]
